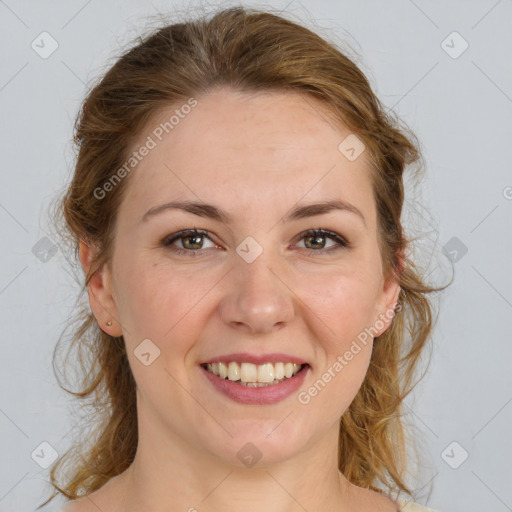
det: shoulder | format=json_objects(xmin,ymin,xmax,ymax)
[{"xmin": 397, "ymin": 500, "xmax": 438, "ymax": 512}]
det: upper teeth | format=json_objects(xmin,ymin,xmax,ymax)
[{"xmin": 204, "ymin": 361, "xmax": 303, "ymax": 384}]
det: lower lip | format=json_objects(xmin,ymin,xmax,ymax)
[{"xmin": 200, "ymin": 365, "xmax": 310, "ymax": 405}]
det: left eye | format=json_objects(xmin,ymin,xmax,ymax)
[
  {"xmin": 296, "ymin": 229, "xmax": 348, "ymax": 252},
  {"xmin": 162, "ymin": 228, "xmax": 349, "ymax": 256}
]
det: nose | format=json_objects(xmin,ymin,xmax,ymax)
[{"xmin": 218, "ymin": 253, "xmax": 295, "ymax": 335}]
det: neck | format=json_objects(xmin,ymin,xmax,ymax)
[{"xmin": 116, "ymin": 414, "xmax": 357, "ymax": 512}]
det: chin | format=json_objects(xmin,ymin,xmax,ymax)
[{"xmin": 199, "ymin": 420, "xmax": 311, "ymax": 469}]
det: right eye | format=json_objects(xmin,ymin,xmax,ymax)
[{"xmin": 162, "ymin": 228, "xmax": 217, "ymax": 256}]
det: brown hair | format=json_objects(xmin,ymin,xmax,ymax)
[{"xmin": 41, "ymin": 5, "xmax": 449, "ymax": 508}]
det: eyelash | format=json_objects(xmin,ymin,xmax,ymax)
[{"xmin": 161, "ymin": 228, "xmax": 350, "ymax": 257}]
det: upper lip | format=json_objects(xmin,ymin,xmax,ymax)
[{"xmin": 200, "ymin": 352, "xmax": 309, "ymax": 366}]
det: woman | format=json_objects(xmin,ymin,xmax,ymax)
[{"xmin": 42, "ymin": 6, "xmax": 446, "ymax": 512}]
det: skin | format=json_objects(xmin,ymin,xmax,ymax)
[{"xmin": 72, "ymin": 86, "xmax": 402, "ymax": 512}]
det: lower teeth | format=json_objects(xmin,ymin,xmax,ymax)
[{"xmin": 236, "ymin": 379, "xmax": 286, "ymax": 387}]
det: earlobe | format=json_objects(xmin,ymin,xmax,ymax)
[{"xmin": 79, "ymin": 239, "xmax": 121, "ymax": 336}]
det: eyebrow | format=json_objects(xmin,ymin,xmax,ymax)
[{"xmin": 140, "ymin": 199, "xmax": 366, "ymax": 228}]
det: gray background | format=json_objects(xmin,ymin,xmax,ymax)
[{"xmin": 1, "ymin": 0, "xmax": 511, "ymax": 511}]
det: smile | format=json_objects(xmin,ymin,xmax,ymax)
[
  {"xmin": 200, "ymin": 361, "xmax": 310, "ymax": 404},
  {"xmin": 202, "ymin": 361, "xmax": 304, "ymax": 387}
]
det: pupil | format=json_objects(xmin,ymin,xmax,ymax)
[
  {"xmin": 306, "ymin": 235, "xmax": 324, "ymax": 249},
  {"xmin": 185, "ymin": 235, "xmax": 202, "ymax": 249}
]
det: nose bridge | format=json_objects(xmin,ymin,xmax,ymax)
[{"xmin": 220, "ymin": 244, "xmax": 295, "ymax": 334}]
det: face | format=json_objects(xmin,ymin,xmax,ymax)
[{"xmin": 81, "ymin": 87, "xmax": 400, "ymax": 468}]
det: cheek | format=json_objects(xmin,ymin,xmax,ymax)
[
  {"xmin": 303, "ymin": 268, "xmax": 380, "ymax": 345},
  {"xmin": 301, "ymin": 277, "xmax": 375, "ymax": 413},
  {"xmin": 114, "ymin": 259, "xmax": 216, "ymax": 353},
  {"xmin": 297, "ymin": 270, "xmax": 378, "ymax": 408}
]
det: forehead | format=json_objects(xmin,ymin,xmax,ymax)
[{"xmin": 118, "ymin": 87, "xmax": 375, "ymax": 229}]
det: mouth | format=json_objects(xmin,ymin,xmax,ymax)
[{"xmin": 200, "ymin": 361, "xmax": 308, "ymax": 387}]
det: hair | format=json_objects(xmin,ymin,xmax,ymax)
[{"xmin": 41, "ymin": 5, "xmax": 450, "ymax": 509}]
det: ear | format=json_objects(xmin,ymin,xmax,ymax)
[
  {"xmin": 371, "ymin": 248, "xmax": 404, "ymax": 338},
  {"xmin": 79, "ymin": 238, "xmax": 122, "ymax": 337}
]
